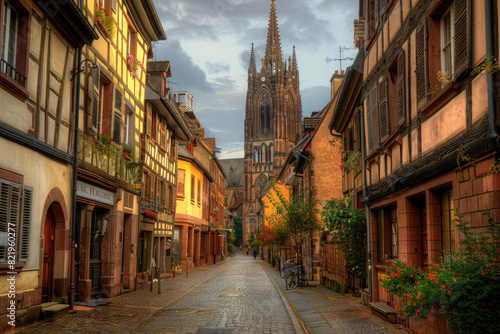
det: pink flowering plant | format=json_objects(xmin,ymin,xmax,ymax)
[
  {"xmin": 127, "ymin": 54, "xmax": 142, "ymax": 78},
  {"xmin": 381, "ymin": 212, "xmax": 500, "ymax": 334}
]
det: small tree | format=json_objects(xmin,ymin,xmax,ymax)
[
  {"xmin": 266, "ymin": 178, "xmax": 322, "ymax": 262},
  {"xmin": 321, "ymin": 197, "xmax": 367, "ymax": 286}
]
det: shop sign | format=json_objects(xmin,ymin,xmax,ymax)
[{"xmin": 77, "ymin": 181, "xmax": 114, "ymax": 205}]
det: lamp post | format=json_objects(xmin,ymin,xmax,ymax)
[{"xmin": 69, "ymin": 56, "xmax": 98, "ymax": 310}]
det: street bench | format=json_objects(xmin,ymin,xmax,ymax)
[{"xmin": 370, "ymin": 302, "xmax": 397, "ymax": 323}]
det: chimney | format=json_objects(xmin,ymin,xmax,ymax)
[{"xmin": 330, "ymin": 70, "xmax": 346, "ymax": 99}]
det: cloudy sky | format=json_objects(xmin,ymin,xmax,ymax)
[{"xmin": 151, "ymin": 0, "xmax": 359, "ymax": 159}]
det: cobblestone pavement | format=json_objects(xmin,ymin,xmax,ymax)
[
  {"xmin": 135, "ymin": 253, "xmax": 300, "ymax": 334},
  {"xmin": 15, "ymin": 253, "xmax": 409, "ymax": 334}
]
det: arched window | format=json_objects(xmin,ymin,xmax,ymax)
[
  {"xmin": 254, "ymin": 146, "xmax": 259, "ymax": 162},
  {"xmin": 260, "ymin": 95, "xmax": 271, "ymax": 134}
]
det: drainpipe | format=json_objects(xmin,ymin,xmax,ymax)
[
  {"xmin": 69, "ymin": 47, "xmax": 82, "ymax": 311},
  {"xmin": 485, "ymin": 0, "xmax": 500, "ymax": 146},
  {"xmin": 359, "ymin": 107, "xmax": 372, "ymax": 299},
  {"xmin": 298, "ymin": 151, "xmax": 314, "ymax": 281}
]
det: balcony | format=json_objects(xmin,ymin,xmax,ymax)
[{"xmin": 78, "ymin": 131, "xmax": 137, "ymax": 186}]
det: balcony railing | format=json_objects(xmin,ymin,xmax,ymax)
[
  {"xmin": 1, "ymin": 58, "xmax": 26, "ymax": 86},
  {"xmin": 78, "ymin": 131, "xmax": 137, "ymax": 185}
]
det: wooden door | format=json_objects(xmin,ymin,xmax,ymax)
[{"xmin": 42, "ymin": 209, "xmax": 55, "ymax": 302}]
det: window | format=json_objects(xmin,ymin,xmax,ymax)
[
  {"xmin": 260, "ymin": 95, "xmax": 271, "ymax": 134},
  {"xmin": 168, "ymin": 186, "xmax": 173, "ymax": 210},
  {"xmin": 123, "ymin": 106, "xmax": 133, "ymax": 145},
  {"xmin": 127, "ymin": 24, "xmax": 137, "ymax": 57},
  {"xmin": 190, "ymin": 175, "xmax": 195, "ymax": 204},
  {"xmin": 177, "ymin": 169, "xmax": 185, "ymax": 199},
  {"xmin": 197, "ymin": 180, "xmax": 201, "ymax": 206},
  {"xmin": 441, "ymin": 190, "xmax": 454, "ymax": 254},
  {"xmin": 376, "ymin": 206, "xmax": 398, "ymax": 261},
  {"xmin": 0, "ymin": 0, "xmax": 30, "ymax": 99},
  {"xmin": 423, "ymin": 0, "xmax": 470, "ymax": 102},
  {"xmin": 0, "ymin": 177, "xmax": 32, "ymax": 263},
  {"xmin": 440, "ymin": 5, "xmax": 454, "ymax": 77}
]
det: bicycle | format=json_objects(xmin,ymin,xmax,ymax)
[
  {"xmin": 280, "ymin": 260, "xmax": 294, "ymax": 279},
  {"xmin": 285, "ymin": 263, "xmax": 308, "ymax": 290}
]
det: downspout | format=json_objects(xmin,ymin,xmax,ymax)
[
  {"xmin": 359, "ymin": 107, "xmax": 372, "ymax": 299},
  {"xmin": 485, "ymin": 0, "xmax": 500, "ymax": 146},
  {"xmin": 70, "ymin": 0, "xmax": 85, "ymax": 312},
  {"xmin": 299, "ymin": 151, "xmax": 314, "ymax": 281}
]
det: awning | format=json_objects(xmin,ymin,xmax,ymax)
[{"xmin": 141, "ymin": 209, "xmax": 158, "ymax": 220}]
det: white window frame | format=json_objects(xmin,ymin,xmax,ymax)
[
  {"xmin": 1, "ymin": 2, "xmax": 18, "ymax": 77},
  {"xmin": 440, "ymin": 4, "xmax": 455, "ymax": 80}
]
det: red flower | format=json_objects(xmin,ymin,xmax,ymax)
[{"xmin": 106, "ymin": 12, "xmax": 109, "ymax": 16}]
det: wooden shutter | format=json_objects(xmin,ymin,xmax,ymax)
[
  {"xmin": 146, "ymin": 104, "xmax": 152, "ymax": 137},
  {"xmin": 368, "ymin": 85, "xmax": 379, "ymax": 152},
  {"xmin": 0, "ymin": 180, "xmax": 21, "ymax": 262},
  {"xmin": 151, "ymin": 174, "xmax": 156, "ymax": 198},
  {"xmin": 113, "ymin": 112, "xmax": 122, "ymax": 144},
  {"xmin": 356, "ymin": 111, "xmax": 362, "ymax": 151},
  {"xmin": 160, "ymin": 122, "xmax": 166, "ymax": 151},
  {"xmin": 397, "ymin": 51, "xmax": 406, "ymax": 126},
  {"xmin": 19, "ymin": 186, "xmax": 32, "ymax": 261},
  {"xmin": 416, "ymin": 19, "xmax": 427, "ymax": 106},
  {"xmin": 112, "ymin": 89, "xmax": 123, "ymax": 144},
  {"xmin": 453, "ymin": 0, "xmax": 470, "ymax": 79},
  {"xmin": 378, "ymin": 77, "xmax": 389, "ymax": 142}
]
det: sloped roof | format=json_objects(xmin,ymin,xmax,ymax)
[{"xmin": 219, "ymin": 158, "xmax": 244, "ymax": 187}]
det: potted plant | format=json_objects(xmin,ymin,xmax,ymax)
[
  {"xmin": 122, "ymin": 143, "xmax": 133, "ymax": 161},
  {"xmin": 96, "ymin": 7, "xmax": 116, "ymax": 38},
  {"xmin": 127, "ymin": 54, "xmax": 142, "ymax": 78}
]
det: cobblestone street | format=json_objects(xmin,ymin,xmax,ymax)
[{"xmin": 15, "ymin": 253, "xmax": 407, "ymax": 334}]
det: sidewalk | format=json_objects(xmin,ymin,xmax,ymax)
[
  {"xmin": 263, "ymin": 262, "xmax": 408, "ymax": 334},
  {"xmin": 14, "ymin": 258, "xmax": 231, "ymax": 333}
]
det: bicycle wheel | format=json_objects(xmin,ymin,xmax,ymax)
[
  {"xmin": 286, "ymin": 272, "xmax": 298, "ymax": 290},
  {"xmin": 280, "ymin": 265, "xmax": 286, "ymax": 279}
]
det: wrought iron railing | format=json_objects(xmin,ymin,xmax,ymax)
[
  {"xmin": 0, "ymin": 58, "xmax": 26, "ymax": 86},
  {"xmin": 78, "ymin": 131, "xmax": 137, "ymax": 185}
]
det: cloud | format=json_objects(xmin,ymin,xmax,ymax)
[
  {"xmin": 154, "ymin": 39, "xmax": 213, "ymax": 94},
  {"xmin": 206, "ymin": 61, "xmax": 231, "ymax": 74},
  {"xmin": 152, "ymin": 0, "xmax": 359, "ymax": 158}
]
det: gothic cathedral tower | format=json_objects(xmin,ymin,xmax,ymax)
[{"xmin": 243, "ymin": 0, "xmax": 302, "ymax": 244}]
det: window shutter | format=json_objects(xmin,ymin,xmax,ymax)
[
  {"xmin": 0, "ymin": 181, "xmax": 21, "ymax": 262},
  {"xmin": 368, "ymin": 85, "xmax": 379, "ymax": 152},
  {"xmin": 356, "ymin": 111, "xmax": 362, "ymax": 152},
  {"xmin": 156, "ymin": 177, "xmax": 161, "ymax": 205},
  {"xmin": 348, "ymin": 127, "xmax": 354, "ymax": 151},
  {"xmin": 397, "ymin": 51, "xmax": 406, "ymax": 126},
  {"xmin": 416, "ymin": 19, "xmax": 427, "ymax": 107},
  {"xmin": 19, "ymin": 186, "xmax": 32, "ymax": 261},
  {"xmin": 112, "ymin": 112, "xmax": 122, "ymax": 144},
  {"xmin": 150, "ymin": 174, "xmax": 156, "ymax": 203},
  {"xmin": 147, "ymin": 104, "xmax": 152, "ymax": 137},
  {"xmin": 378, "ymin": 77, "xmax": 389, "ymax": 141},
  {"xmin": 453, "ymin": 0, "xmax": 470, "ymax": 79},
  {"xmin": 112, "ymin": 89, "xmax": 123, "ymax": 144},
  {"xmin": 191, "ymin": 175, "xmax": 195, "ymax": 203},
  {"xmin": 0, "ymin": 182, "xmax": 9, "ymax": 261},
  {"xmin": 160, "ymin": 122, "xmax": 166, "ymax": 150}
]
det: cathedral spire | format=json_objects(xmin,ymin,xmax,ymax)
[
  {"xmin": 249, "ymin": 43, "xmax": 257, "ymax": 78},
  {"xmin": 264, "ymin": 0, "xmax": 282, "ymax": 74}
]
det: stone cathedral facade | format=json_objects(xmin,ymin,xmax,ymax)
[{"xmin": 243, "ymin": 0, "xmax": 303, "ymax": 244}]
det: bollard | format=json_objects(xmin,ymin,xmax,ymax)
[{"xmin": 158, "ymin": 266, "xmax": 161, "ymax": 294}]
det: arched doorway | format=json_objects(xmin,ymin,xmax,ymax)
[{"xmin": 42, "ymin": 207, "xmax": 55, "ymax": 302}]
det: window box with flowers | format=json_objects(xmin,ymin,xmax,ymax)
[
  {"xmin": 123, "ymin": 143, "xmax": 134, "ymax": 161},
  {"xmin": 127, "ymin": 54, "xmax": 142, "ymax": 78},
  {"xmin": 340, "ymin": 149, "xmax": 361, "ymax": 171},
  {"xmin": 96, "ymin": 7, "xmax": 116, "ymax": 39}
]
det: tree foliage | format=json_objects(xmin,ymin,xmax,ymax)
[
  {"xmin": 321, "ymin": 197, "xmax": 367, "ymax": 284},
  {"xmin": 266, "ymin": 178, "xmax": 322, "ymax": 259},
  {"xmin": 232, "ymin": 217, "xmax": 242, "ymax": 246}
]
